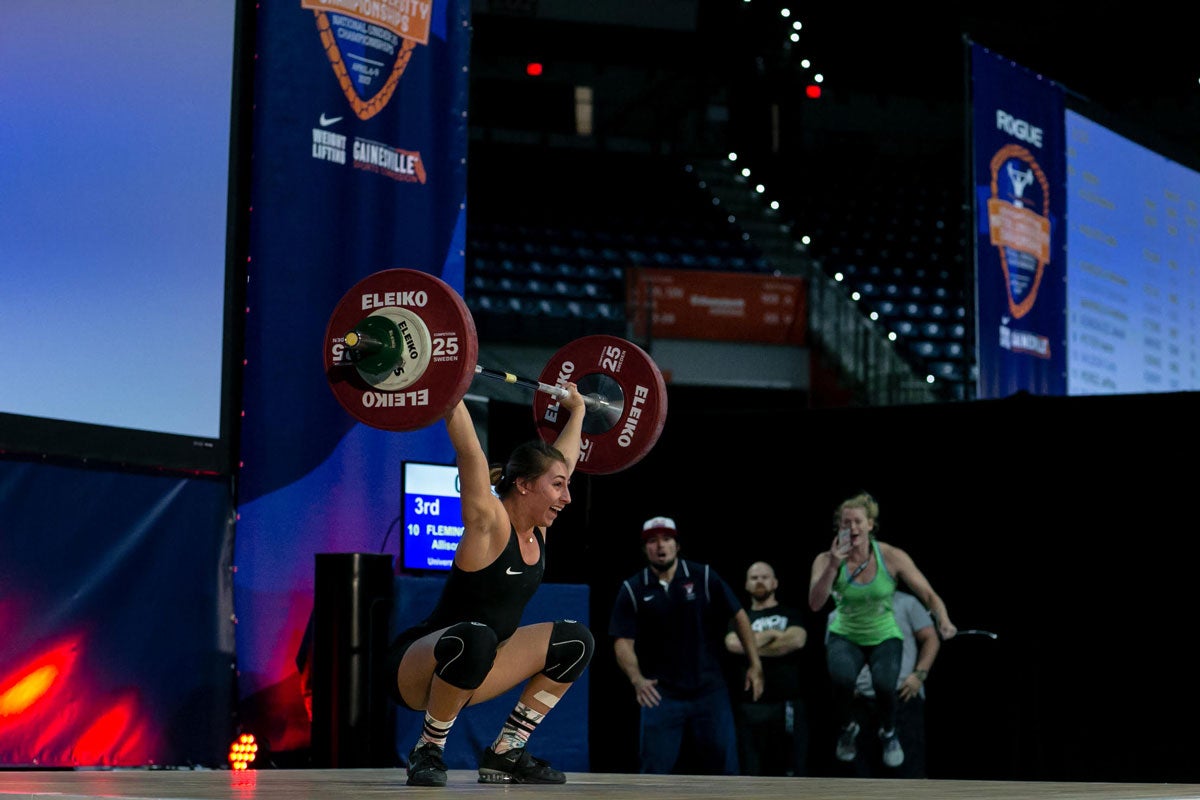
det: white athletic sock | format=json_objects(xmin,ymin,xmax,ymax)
[{"xmin": 418, "ymin": 713, "xmax": 454, "ymax": 749}]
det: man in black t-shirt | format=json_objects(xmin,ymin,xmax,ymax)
[{"xmin": 724, "ymin": 561, "xmax": 809, "ymax": 776}]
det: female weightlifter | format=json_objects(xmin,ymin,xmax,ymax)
[{"xmin": 387, "ymin": 381, "xmax": 593, "ymax": 787}]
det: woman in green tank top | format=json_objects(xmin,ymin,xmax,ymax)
[{"xmin": 808, "ymin": 492, "xmax": 957, "ymax": 770}]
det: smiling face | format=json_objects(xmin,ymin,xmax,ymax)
[{"xmin": 519, "ymin": 462, "xmax": 572, "ymax": 528}]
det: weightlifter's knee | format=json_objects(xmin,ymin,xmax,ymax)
[
  {"xmin": 433, "ymin": 621, "xmax": 498, "ymax": 690},
  {"xmin": 541, "ymin": 619, "xmax": 594, "ymax": 684}
]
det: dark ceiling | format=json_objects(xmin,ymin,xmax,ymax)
[{"xmin": 468, "ymin": 2, "xmax": 1200, "ymax": 161}]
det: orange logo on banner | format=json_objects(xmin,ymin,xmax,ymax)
[
  {"xmin": 302, "ymin": 1, "xmax": 433, "ymax": 121},
  {"xmin": 987, "ymin": 143, "xmax": 1052, "ymax": 320}
]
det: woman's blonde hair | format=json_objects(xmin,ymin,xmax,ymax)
[{"xmin": 833, "ymin": 491, "xmax": 879, "ymax": 530}]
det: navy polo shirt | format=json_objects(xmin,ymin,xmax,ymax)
[{"xmin": 609, "ymin": 559, "xmax": 743, "ymax": 699}]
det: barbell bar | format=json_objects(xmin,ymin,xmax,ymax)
[
  {"xmin": 472, "ymin": 364, "xmax": 615, "ymax": 413},
  {"xmin": 341, "ymin": 333, "xmax": 624, "ymax": 430}
]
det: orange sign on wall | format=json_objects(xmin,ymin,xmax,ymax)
[{"xmin": 626, "ymin": 268, "xmax": 807, "ymax": 345}]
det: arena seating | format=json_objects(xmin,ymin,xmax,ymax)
[
  {"xmin": 465, "ymin": 142, "xmax": 769, "ymax": 344},
  {"xmin": 780, "ymin": 148, "xmax": 977, "ymax": 401},
  {"xmin": 465, "ymin": 141, "xmax": 976, "ymax": 401}
]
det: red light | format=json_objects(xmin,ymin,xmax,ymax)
[
  {"xmin": 229, "ymin": 732, "xmax": 259, "ymax": 770},
  {"xmin": 525, "ymin": 62, "xmax": 543, "ymax": 77},
  {"xmin": 805, "ymin": 84, "xmax": 821, "ymax": 99}
]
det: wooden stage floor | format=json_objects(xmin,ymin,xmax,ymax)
[{"xmin": 2, "ymin": 769, "xmax": 1200, "ymax": 800}]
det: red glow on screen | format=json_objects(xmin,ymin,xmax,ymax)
[
  {"xmin": 74, "ymin": 695, "xmax": 147, "ymax": 764},
  {"xmin": 805, "ymin": 84, "xmax": 821, "ymax": 99},
  {"xmin": 0, "ymin": 639, "xmax": 80, "ymax": 724},
  {"xmin": 0, "ymin": 635, "xmax": 157, "ymax": 766},
  {"xmin": 525, "ymin": 62, "xmax": 543, "ymax": 77},
  {"xmin": 0, "ymin": 665, "xmax": 58, "ymax": 716}
]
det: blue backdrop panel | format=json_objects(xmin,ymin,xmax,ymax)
[
  {"xmin": 234, "ymin": 0, "xmax": 470, "ymax": 752},
  {"xmin": 391, "ymin": 576, "xmax": 590, "ymax": 772},
  {"xmin": 972, "ymin": 42, "xmax": 1067, "ymax": 398},
  {"xmin": 0, "ymin": 460, "xmax": 234, "ymax": 767}
]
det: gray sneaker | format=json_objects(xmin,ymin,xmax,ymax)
[
  {"xmin": 880, "ymin": 728, "xmax": 905, "ymax": 768},
  {"xmin": 835, "ymin": 721, "xmax": 860, "ymax": 762}
]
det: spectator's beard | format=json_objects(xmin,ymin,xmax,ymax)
[{"xmin": 651, "ymin": 557, "xmax": 676, "ymax": 575}]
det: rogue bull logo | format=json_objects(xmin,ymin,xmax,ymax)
[
  {"xmin": 302, "ymin": 0, "xmax": 434, "ymax": 121},
  {"xmin": 985, "ymin": 142, "xmax": 1051, "ymax": 320}
]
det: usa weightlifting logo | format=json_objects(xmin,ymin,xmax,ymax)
[{"xmin": 302, "ymin": 0, "xmax": 433, "ymax": 121}]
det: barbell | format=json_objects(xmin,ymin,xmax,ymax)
[{"xmin": 323, "ymin": 268, "xmax": 668, "ymax": 474}]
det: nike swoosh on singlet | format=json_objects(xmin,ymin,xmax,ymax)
[
  {"xmin": 506, "ymin": 567, "xmax": 523, "ymax": 575},
  {"xmin": 319, "ymin": 113, "xmax": 343, "ymax": 126}
]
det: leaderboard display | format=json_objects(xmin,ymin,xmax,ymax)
[
  {"xmin": 973, "ymin": 41, "xmax": 1200, "ymax": 398},
  {"xmin": 1064, "ymin": 109, "xmax": 1200, "ymax": 394}
]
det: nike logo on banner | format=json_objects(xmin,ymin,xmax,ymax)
[
  {"xmin": 506, "ymin": 567, "xmax": 523, "ymax": 575},
  {"xmin": 319, "ymin": 113, "xmax": 343, "ymax": 127}
]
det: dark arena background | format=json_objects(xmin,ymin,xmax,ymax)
[{"xmin": 4, "ymin": 3, "xmax": 1200, "ymax": 800}]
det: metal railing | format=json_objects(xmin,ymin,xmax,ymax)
[
  {"xmin": 804, "ymin": 263, "xmax": 940, "ymax": 405},
  {"xmin": 688, "ymin": 157, "xmax": 941, "ymax": 406}
]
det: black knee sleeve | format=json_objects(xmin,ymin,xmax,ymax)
[
  {"xmin": 542, "ymin": 619, "xmax": 594, "ymax": 683},
  {"xmin": 434, "ymin": 621, "xmax": 498, "ymax": 690}
]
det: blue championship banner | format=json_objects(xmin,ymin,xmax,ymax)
[
  {"xmin": 971, "ymin": 42, "xmax": 1067, "ymax": 398},
  {"xmin": 234, "ymin": 0, "xmax": 469, "ymax": 753}
]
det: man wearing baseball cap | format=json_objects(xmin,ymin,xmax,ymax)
[{"xmin": 609, "ymin": 516, "xmax": 764, "ymax": 775}]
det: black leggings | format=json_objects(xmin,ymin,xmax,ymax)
[{"xmin": 826, "ymin": 633, "xmax": 903, "ymax": 733}]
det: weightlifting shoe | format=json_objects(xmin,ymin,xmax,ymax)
[
  {"xmin": 478, "ymin": 745, "xmax": 565, "ymax": 784},
  {"xmin": 407, "ymin": 741, "xmax": 448, "ymax": 787}
]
